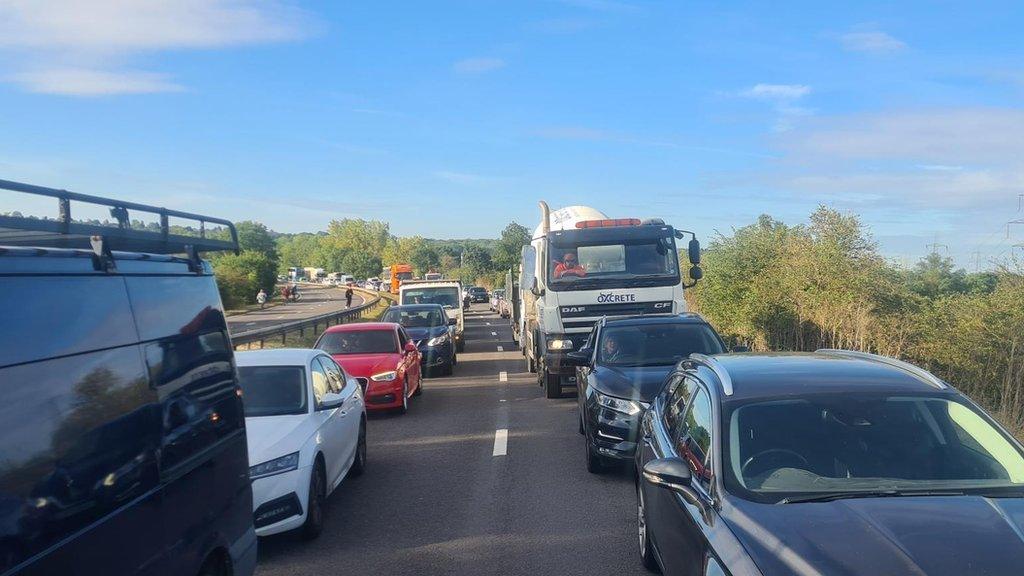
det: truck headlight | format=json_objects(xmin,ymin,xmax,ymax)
[
  {"xmin": 427, "ymin": 333, "xmax": 450, "ymax": 346},
  {"xmin": 371, "ymin": 371, "xmax": 398, "ymax": 382},
  {"xmin": 250, "ymin": 452, "xmax": 299, "ymax": 480},
  {"xmin": 596, "ymin": 391, "xmax": 643, "ymax": 416},
  {"xmin": 547, "ymin": 339, "xmax": 574, "ymax": 351}
]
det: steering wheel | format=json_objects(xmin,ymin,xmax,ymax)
[
  {"xmin": 741, "ymin": 449, "xmax": 809, "ymax": 478},
  {"xmin": 559, "ymin": 269, "xmax": 585, "ymax": 278}
]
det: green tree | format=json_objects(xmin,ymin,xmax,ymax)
[
  {"xmin": 235, "ymin": 220, "xmax": 278, "ymax": 260},
  {"xmin": 493, "ymin": 221, "xmax": 530, "ymax": 271},
  {"xmin": 342, "ymin": 251, "xmax": 383, "ymax": 280},
  {"xmin": 907, "ymin": 253, "xmax": 968, "ymax": 298},
  {"xmin": 213, "ymin": 250, "xmax": 278, "ymax": 308}
]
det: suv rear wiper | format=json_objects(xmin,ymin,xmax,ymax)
[{"xmin": 779, "ymin": 489, "xmax": 966, "ymax": 504}]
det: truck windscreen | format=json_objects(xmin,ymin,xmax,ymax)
[
  {"xmin": 403, "ymin": 287, "xmax": 460, "ymax": 308},
  {"xmin": 547, "ymin": 235, "xmax": 679, "ymax": 290}
]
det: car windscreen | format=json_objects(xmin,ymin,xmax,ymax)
[
  {"xmin": 237, "ymin": 366, "xmax": 308, "ymax": 417},
  {"xmin": 548, "ymin": 237, "xmax": 679, "ymax": 287},
  {"xmin": 382, "ymin": 308, "xmax": 445, "ymax": 328},
  {"xmin": 598, "ymin": 324, "xmax": 725, "ymax": 367},
  {"xmin": 317, "ymin": 330, "xmax": 398, "ymax": 354},
  {"xmin": 723, "ymin": 394, "xmax": 1024, "ymax": 504},
  {"xmin": 402, "ymin": 287, "xmax": 460, "ymax": 308},
  {"xmin": 469, "ymin": 287, "xmax": 487, "ymax": 294}
]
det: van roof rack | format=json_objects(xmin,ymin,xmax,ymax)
[{"xmin": 0, "ymin": 178, "xmax": 238, "ymax": 256}]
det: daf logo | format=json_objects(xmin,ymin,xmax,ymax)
[
  {"xmin": 596, "ymin": 293, "xmax": 637, "ymax": 303},
  {"xmin": 562, "ymin": 307, "xmax": 586, "ymax": 313},
  {"xmin": 653, "ymin": 302, "xmax": 671, "ymax": 309}
]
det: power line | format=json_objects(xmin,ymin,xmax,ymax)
[
  {"xmin": 926, "ymin": 235, "xmax": 949, "ymax": 255},
  {"xmin": 971, "ymin": 250, "xmax": 982, "ymax": 272}
]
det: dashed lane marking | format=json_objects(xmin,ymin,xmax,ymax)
[
  {"xmin": 497, "ymin": 346, "xmax": 504, "ymax": 352},
  {"xmin": 499, "ymin": 371, "xmax": 508, "ymax": 382},
  {"xmin": 491, "ymin": 331, "xmax": 497, "ymax": 336},
  {"xmin": 493, "ymin": 429, "xmax": 508, "ymax": 457}
]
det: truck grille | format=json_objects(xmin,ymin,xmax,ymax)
[{"xmin": 558, "ymin": 300, "xmax": 674, "ymax": 332}]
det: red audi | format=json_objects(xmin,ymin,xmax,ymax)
[{"xmin": 314, "ymin": 322, "xmax": 423, "ymax": 413}]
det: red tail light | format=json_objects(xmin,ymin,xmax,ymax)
[{"xmin": 575, "ymin": 218, "xmax": 641, "ymax": 229}]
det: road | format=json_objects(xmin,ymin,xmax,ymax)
[
  {"xmin": 254, "ymin": 303, "xmax": 647, "ymax": 576},
  {"xmin": 226, "ymin": 285, "xmax": 367, "ymax": 334}
]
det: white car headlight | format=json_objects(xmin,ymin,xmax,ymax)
[
  {"xmin": 249, "ymin": 452, "xmax": 299, "ymax": 480},
  {"xmin": 371, "ymin": 370, "xmax": 398, "ymax": 382},
  {"xmin": 596, "ymin": 392, "xmax": 643, "ymax": 416},
  {"xmin": 427, "ymin": 333, "xmax": 450, "ymax": 346},
  {"xmin": 547, "ymin": 338, "xmax": 574, "ymax": 351}
]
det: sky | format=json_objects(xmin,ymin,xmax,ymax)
[{"xmin": 1, "ymin": 1, "xmax": 1023, "ymax": 269}]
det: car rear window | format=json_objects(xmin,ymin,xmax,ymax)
[
  {"xmin": 317, "ymin": 330, "xmax": 398, "ymax": 354},
  {"xmin": 237, "ymin": 366, "xmax": 308, "ymax": 416}
]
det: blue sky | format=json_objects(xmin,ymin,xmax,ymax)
[{"xmin": 1, "ymin": 1, "xmax": 1023, "ymax": 269}]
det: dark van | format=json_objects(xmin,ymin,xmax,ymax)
[{"xmin": 0, "ymin": 179, "xmax": 256, "ymax": 576}]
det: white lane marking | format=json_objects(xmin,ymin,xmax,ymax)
[
  {"xmin": 486, "ymin": 322, "xmax": 491, "ymax": 325},
  {"xmin": 492, "ymin": 429, "xmax": 508, "ymax": 457},
  {"xmin": 491, "ymin": 331, "xmax": 497, "ymax": 336},
  {"xmin": 497, "ymin": 346, "xmax": 504, "ymax": 352},
  {"xmin": 499, "ymin": 399, "xmax": 507, "ymax": 402},
  {"xmin": 499, "ymin": 371, "xmax": 508, "ymax": 382}
]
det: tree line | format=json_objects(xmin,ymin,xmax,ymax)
[
  {"xmin": 210, "ymin": 219, "xmax": 531, "ymax": 309},
  {"xmin": 689, "ymin": 206, "xmax": 1024, "ymax": 436}
]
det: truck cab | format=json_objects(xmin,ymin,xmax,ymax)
[
  {"xmin": 522, "ymin": 203, "xmax": 702, "ymax": 398},
  {"xmin": 398, "ymin": 280, "xmax": 466, "ymax": 352}
]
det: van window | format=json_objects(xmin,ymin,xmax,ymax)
[
  {"xmin": 0, "ymin": 277, "xmax": 137, "ymax": 368},
  {"xmin": 126, "ymin": 276, "xmax": 226, "ymax": 341},
  {"xmin": 0, "ymin": 346, "xmax": 160, "ymax": 568}
]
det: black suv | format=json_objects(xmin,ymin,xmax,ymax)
[
  {"xmin": 565, "ymin": 314, "xmax": 729, "ymax": 473},
  {"xmin": 636, "ymin": 350, "xmax": 1024, "ymax": 575},
  {"xmin": 0, "ymin": 179, "xmax": 256, "ymax": 576},
  {"xmin": 467, "ymin": 286, "xmax": 489, "ymax": 303}
]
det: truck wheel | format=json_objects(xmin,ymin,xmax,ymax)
[{"xmin": 545, "ymin": 372, "xmax": 562, "ymax": 399}]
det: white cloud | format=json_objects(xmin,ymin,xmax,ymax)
[
  {"xmin": 0, "ymin": 0, "xmax": 313, "ymax": 96},
  {"xmin": 741, "ymin": 84, "xmax": 811, "ymax": 100},
  {"xmin": 839, "ymin": 31, "xmax": 906, "ymax": 54},
  {"xmin": 10, "ymin": 69, "xmax": 184, "ymax": 96},
  {"xmin": 453, "ymin": 57, "xmax": 506, "ymax": 74}
]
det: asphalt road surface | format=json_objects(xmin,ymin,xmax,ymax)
[
  {"xmin": 254, "ymin": 303, "xmax": 647, "ymax": 576},
  {"xmin": 227, "ymin": 285, "xmax": 367, "ymax": 334}
]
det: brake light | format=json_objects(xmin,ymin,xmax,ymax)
[{"xmin": 575, "ymin": 218, "xmax": 641, "ymax": 229}]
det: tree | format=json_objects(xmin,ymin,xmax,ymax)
[
  {"xmin": 342, "ymin": 252, "xmax": 383, "ymax": 280},
  {"xmin": 907, "ymin": 253, "xmax": 968, "ymax": 298},
  {"xmin": 213, "ymin": 250, "xmax": 278, "ymax": 309},
  {"xmin": 493, "ymin": 221, "xmax": 530, "ymax": 270}
]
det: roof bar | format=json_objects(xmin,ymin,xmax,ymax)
[
  {"xmin": 687, "ymin": 353, "xmax": 734, "ymax": 396},
  {"xmin": 0, "ymin": 178, "xmax": 238, "ymax": 255},
  {"xmin": 815, "ymin": 349, "xmax": 948, "ymax": 390}
]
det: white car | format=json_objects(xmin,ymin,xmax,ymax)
[{"xmin": 236, "ymin": 349, "xmax": 367, "ymax": 539}]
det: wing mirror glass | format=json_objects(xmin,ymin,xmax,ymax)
[
  {"xmin": 688, "ymin": 238, "xmax": 701, "ymax": 265},
  {"xmin": 448, "ymin": 317, "xmax": 457, "ymax": 326}
]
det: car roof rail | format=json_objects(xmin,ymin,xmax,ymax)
[
  {"xmin": 815, "ymin": 349, "xmax": 948, "ymax": 390},
  {"xmin": 0, "ymin": 178, "xmax": 238, "ymax": 257},
  {"xmin": 686, "ymin": 353, "xmax": 734, "ymax": 396}
]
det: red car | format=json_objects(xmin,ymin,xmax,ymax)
[{"xmin": 314, "ymin": 322, "xmax": 423, "ymax": 413}]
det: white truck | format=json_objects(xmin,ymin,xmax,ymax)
[
  {"xmin": 521, "ymin": 202, "xmax": 703, "ymax": 398},
  {"xmin": 398, "ymin": 280, "xmax": 466, "ymax": 352}
]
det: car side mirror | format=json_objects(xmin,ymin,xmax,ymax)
[
  {"xmin": 448, "ymin": 317, "xmax": 457, "ymax": 326},
  {"xmin": 732, "ymin": 345, "xmax": 750, "ymax": 353},
  {"xmin": 319, "ymin": 392, "xmax": 345, "ymax": 410},
  {"xmin": 404, "ymin": 342, "xmax": 417, "ymax": 354},
  {"xmin": 564, "ymin": 349, "xmax": 592, "ymax": 366},
  {"xmin": 642, "ymin": 457, "xmax": 702, "ymax": 508}
]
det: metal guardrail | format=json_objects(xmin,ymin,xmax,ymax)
[{"xmin": 230, "ymin": 287, "xmax": 387, "ymax": 349}]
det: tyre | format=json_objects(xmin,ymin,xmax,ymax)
[
  {"xmin": 456, "ymin": 338, "xmax": 465, "ymax": 353},
  {"xmin": 196, "ymin": 553, "xmax": 228, "ymax": 576},
  {"xmin": 414, "ymin": 374, "xmax": 424, "ymax": 395},
  {"xmin": 578, "ymin": 410, "xmax": 585, "ymax": 435},
  {"xmin": 544, "ymin": 372, "xmax": 562, "ymax": 399},
  {"xmin": 349, "ymin": 420, "xmax": 367, "ymax": 477},
  {"xmin": 398, "ymin": 379, "xmax": 409, "ymax": 414},
  {"xmin": 301, "ymin": 461, "xmax": 326, "ymax": 540},
  {"xmin": 637, "ymin": 484, "xmax": 660, "ymax": 572}
]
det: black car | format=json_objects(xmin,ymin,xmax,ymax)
[
  {"xmin": 566, "ymin": 314, "xmax": 729, "ymax": 473},
  {"xmin": 0, "ymin": 179, "xmax": 256, "ymax": 576},
  {"xmin": 467, "ymin": 286, "xmax": 489, "ymax": 303},
  {"xmin": 636, "ymin": 350, "xmax": 1024, "ymax": 575},
  {"xmin": 382, "ymin": 304, "xmax": 457, "ymax": 376}
]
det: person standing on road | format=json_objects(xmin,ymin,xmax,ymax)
[
  {"xmin": 256, "ymin": 288, "xmax": 268, "ymax": 309},
  {"xmin": 345, "ymin": 284, "xmax": 354, "ymax": 308}
]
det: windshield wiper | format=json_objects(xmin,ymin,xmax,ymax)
[{"xmin": 778, "ymin": 489, "xmax": 966, "ymax": 504}]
